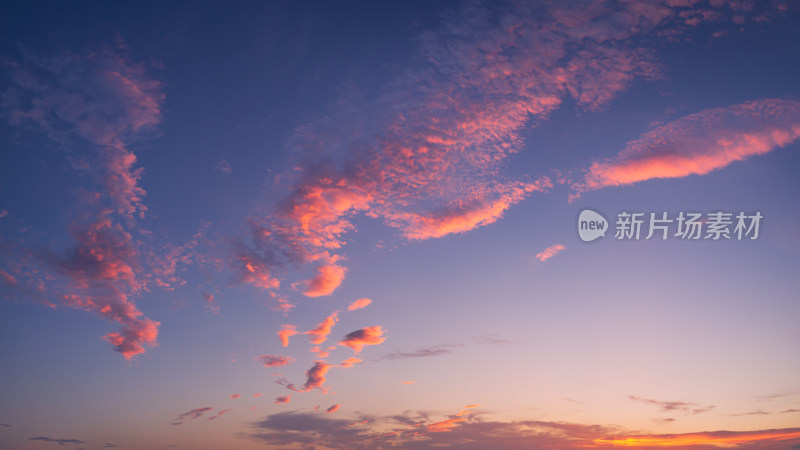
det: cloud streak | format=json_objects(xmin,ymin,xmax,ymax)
[
  {"xmin": 572, "ymin": 98, "xmax": 800, "ymax": 198},
  {"xmin": 535, "ymin": 244, "xmax": 565, "ymax": 262},
  {"xmin": 171, "ymin": 407, "xmax": 213, "ymax": 425}
]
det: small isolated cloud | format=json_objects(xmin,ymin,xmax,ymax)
[
  {"xmin": 347, "ymin": 298, "xmax": 372, "ymax": 311},
  {"xmin": 275, "ymin": 395, "xmax": 292, "ymax": 404},
  {"xmin": 171, "ymin": 407, "xmax": 213, "ymax": 425},
  {"xmin": 304, "ymin": 265, "xmax": 347, "ymax": 297},
  {"xmin": 535, "ymin": 244, "xmax": 565, "ymax": 262},
  {"xmin": 208, "ymin": 409, "xmax": 232, "ymax": 421},
  {"xmin": 400, "ymin": 381, "xmax": 416, "ymax": 385},
  {"xmin": 215, "ymin": 159, "xmax": 232, "ymax": 174},
  {"xmin": 654, "ymin": 417, "xmax": 676, "ymax": 425},
  {"xmin": 337, "ymin": 357, "xmax": 362, "ymax": 368},
  {"xmin": 29, "ymin": 436, "xmax": 85, "ymax": 445},
  {"xmin": 326, "ymin": 404, "xmax": 341, "ymax": 414},
  {"xmin": 257, "ymin": 354, "xmax": 294, "ymax": 368},
  {"xmin": 203, "ymin": 292, "xmax": 219, "ymax": 313},
  {"xmin": 230, "ymin": 393, "xmax": 241, "ymax": 399},
  {"xmin": 339, "ymin": 327, "xmax": 386, "ymax": 353},
  {"xmin": 278, "ymin": 324, "xmax": 299, "ymax": 347},
  {"xmin": 302, "ymin": 361, "xmax": 334, "ymax": 392}
]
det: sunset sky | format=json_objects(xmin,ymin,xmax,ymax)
[{"xmin": 1, "ymin": 1, "xmax": 799, "ymax": 449}]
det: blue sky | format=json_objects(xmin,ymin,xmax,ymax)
[{"xmin": 1, "ymin": 1, "xmax": 800, "ymax": 449}]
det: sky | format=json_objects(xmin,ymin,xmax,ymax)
[{"xmin": 1, "ymin": 0, "xmax": 799, "ymax": 449}]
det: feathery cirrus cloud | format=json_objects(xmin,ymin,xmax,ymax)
[{"xmin": 571, "ymin": 98, "xmax": 800, "ymax": 198}]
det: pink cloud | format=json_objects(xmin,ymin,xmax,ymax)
[
  {"xmin": 230, "ymin": 393, "xmax": 241, "ymax": 400},
  {"xmin": 302, "ymin": 361, "xmax": 334, "ymax": 392},
  {"xmin": 1, "ymin": 44, "xmax": 167, "ymax": 359},
  {"xmin": 347, "ymin": 298, "xmax": 372, "ymax": 311},
  {"xmin": 274, "ymin": 395, "xmax": 292, "ymax": 404},
  {"xmin": 257, "ymin": 354, "xmax": 294, "ymax": 368},
  {"xmin": 305, "ymin": 312, "xmax": 339, "ymax": 345},
  {"xmin": 325, "ymin": 404, "xmax": 341, "ymax": 414},
  {"xmin": 303, "ymin": 265, "xmax": 346, "ymax": 297},
  {"xmin": 535, "ymin": 244, "xmax": 565, "ymax": 262},
  {"xmin": 339, "ymin": 327, "xmax": 386, "ymax": 353},
  {"xmin": 572, "ymin": 98, "xmax": 800, "ymax": 198},
  {"xmin": 277, "ymin": 324, "xmax": 299, "ymax": 347}
]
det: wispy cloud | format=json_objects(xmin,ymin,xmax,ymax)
[
  {"xmin": 377, "ymin": 335, "xmax": 509, "ymax": 361},
  {"xmin": 347, "ymin": 298, "xmax": 372, "ymax": 311},
  {"xmin": 535, "ymin": 244, "xmax": 565, "ymax": 262},
  {"xmin": 171, "ymin": 407, "xmax": 213, "ymax": 425},
  {"xmin": 572, "ymin": 98, "xmax": 800, "ymax": 198},
  {"xmin": 234, "ymin": 0, "xmax": 728, "ymax": 296},
  {"xmin": 29, "ymin": 436, "xmax": 85, "ymax": 445},
  {"xmin": 326, "ymin": 404, "xmax": 341, "ymax": 414},
  {"xmin": 628, "ymin": 395, "xmax": 715, "ymax": 415},
  {"xmin": 207, "ymin": 409, "xmax": 231, "ymax": 421},
  {"xmin": 215, "ymin": 159, "xmax": 233, "ymax": 174}
]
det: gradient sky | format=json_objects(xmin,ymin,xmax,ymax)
[{"xmin": 1, "ymin": 1, "xmax": 800, "ymax": 449}]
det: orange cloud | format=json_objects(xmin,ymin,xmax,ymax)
[
  {"xmin": 535, "ymin": 244, "xmax": 565, "ymax": 262},
  {"xmin": 325, "ymin": 404, "xmax": 341, "ymax": 414},
  {"xmin": 594, "ymin": 429, "xmax": 800, "ymax": 447},
  {"xmin": 305, "ymin": 312, "xmax": 339, "ymax": 345},
  {"xmin": 339, "ymin": 326, "xmax": 386, "ymax": 353},
  {"xmin": 347, "ymin": 298, "xmax": 372, "ymax": 311},
  {"xmin": 303, "ymin": 265, "xmax": 346, "ymax": 297},
  {"xmin": 573, "ymin": 98, "xmax": 800, "ymax": 198},
  {"xmin": 337, "ymin": 357, "xmax": 362, "ymax": 368},
  {"xmin": 277, "ymin": 324, "xmax": 299, "ymax": 347},
  {"xmin": 230, "ymin": 393, "xmax": 240, "ymax": 399},
  {"xmin": 302, "ymin": 361, "xmax": 334, "ymax": 392},
  {"xmin": 400, "ymin": 381, "xmax": 415, "ymax": 385}
]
